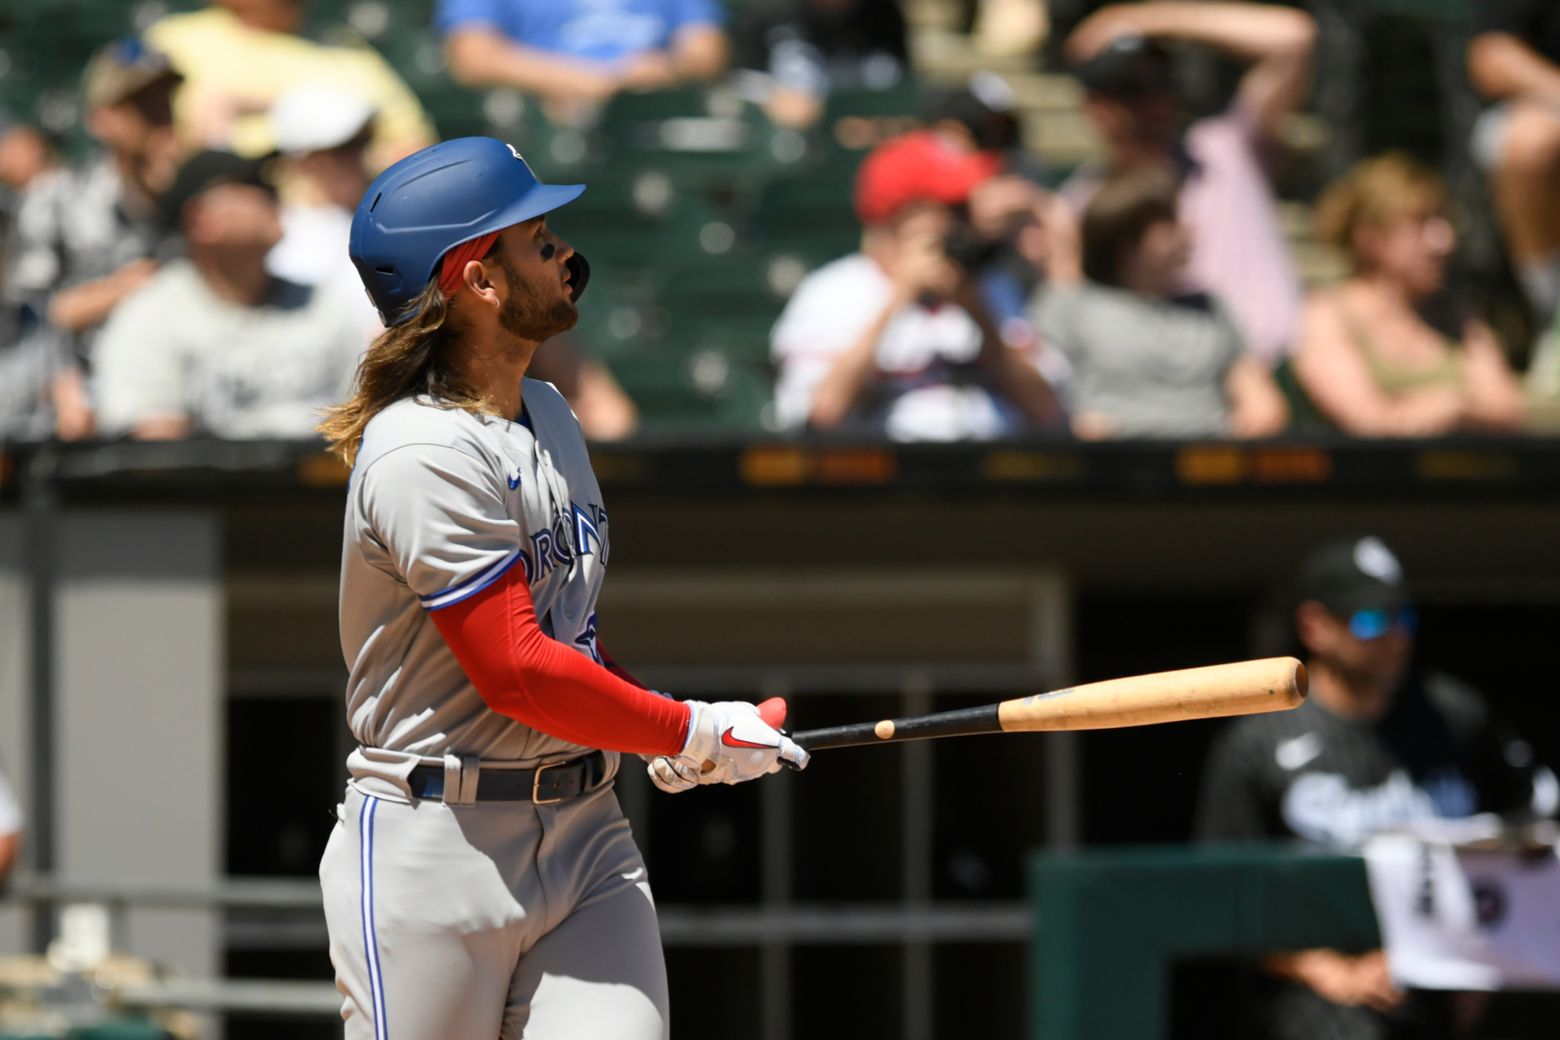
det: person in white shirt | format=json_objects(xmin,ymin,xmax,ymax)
[
  {"xmin": 266, "ymin": 84, "xmax": 383, "ymax": 336},
  {"xmin": 771, "ymin": 131, "xmax": 1058, "ymax": 440},
  {"xmin": 94, "ymin": 150, "xmax": 368, "ymax": 439}
]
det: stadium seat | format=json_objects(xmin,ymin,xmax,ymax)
[
  {"xmin": 743, "ymin": 158, "xmax": 864, "ymax": 267},
  {"xmin": 551, "ymin": 166, "xmax": 733, "ymax": 275},
  {"xmin": 649, "ymin": 250, "xmax": 788, "ymax": 351},
  {"xmin": 608, "ymin": 342, "xmax": 772, "ymax": 431},
  {"xmin": 1272, "ymin": 357, "xmax": 1337, "ymax": 434},
  {"xmin": 823, "ymin": 81, "xmax": 926, "ymax": 121}
]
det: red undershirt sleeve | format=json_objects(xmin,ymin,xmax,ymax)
[
  {"xmin": 598, "ymin": 639, "xmax": 647, "ymax": 689},
  {"xmin": 428, "ymin": 558, "xmax": 690, "ymax": 756}
]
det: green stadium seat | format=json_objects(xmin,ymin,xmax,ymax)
[
  {"xmin": 610, "ymin": 343, "xmax": 771, "ymax": 431},
  {"xmin": 743, "ymin": 160, "xmax": 863, "ymax": 266},
  {"xmin": 649, "ymin": 251, "xmax": 788, "ymax": 352},
  {"xmin": 569, "ymin": 264, "xmax": 659, "ymax": 364},
  {"xmin": 599, "ymin": 87, "xmax": 715, "ymax": 129},
  {"xmin": 587, "ymin": 88, "xmax": 792, "ymax": 194},
  {"xmin": 1272, "ymin": 357, "xmax": 1336, "ymax": 434},
  {"xmin": 602, "ymin": 248, "xmax": 785, "ymax": 430},
  {"xmin": 822, "ymin": 81, "xmax": 925, "ymax": 121},
  {"xmin": 552, "ymin": 176, "xmax": 732, "ymax": 274}
]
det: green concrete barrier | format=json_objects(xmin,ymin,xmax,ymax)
[{"xmin": 1029, "ymin": 843, "xmax": 1379, "ymax": 1039}]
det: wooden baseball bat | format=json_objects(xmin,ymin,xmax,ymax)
[{"xmin": 788, "ymin": 657, "xmax": 1307, "ymax": 751}]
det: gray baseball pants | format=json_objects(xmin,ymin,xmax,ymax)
[{"xmin": 319, "ymin": 759, "xmax": 669, "ymax": 1039}]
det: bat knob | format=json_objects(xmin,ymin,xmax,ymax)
[
  {"xmin": 757, "ymin": 697, "xmax": 788, "ymax": 730},
  {"xmin": 699, "ymin": 697, "xmax": 792, "ymax": 774}
]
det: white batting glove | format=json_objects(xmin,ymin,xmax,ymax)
[
  {"xmin": 676, "ymin": 700, "xmax": 810, "ymax": 785},
  {"xmin": 644, "ymin": 754, "xmax": 701, "ymax": 794}
]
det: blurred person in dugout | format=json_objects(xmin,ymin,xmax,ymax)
[
  {"xmin": 438, "ymin": 0, "xmax": 729, "ymax": 120},
  {"xmin": 729, "ymin": 0, "xmax": 909, "ymax": 129},
  {"xmin": 92, "ymin": 150, "xmax": 368, "ymax": 440},
  {"xmin": 1293, "ymin": 154, "xmax": 1526, "ymax": 436},
  {"xmin": 770, "ymin": 129, "xmax": 1061, "ymax": 439},
  {"xmin": 144, "ymin": 0, "xmax": 435, "ymax": 168},
  {"xmin": 1031, "ymin": 163, "xmax": 1287, "ymax": 438},
  {"xmin": 3, "ymin": 39, "xmax": 184, "ymax": 443},
  {"xmin": 0, "ymin": 762, "xmax": 19, "ymax": 890},
  {"xmin": 1063, "ymin": 1, "xmax": 1315, "ymax": 366},
  {"xmin": 1468, "ymin": 1, "xmax": 1560, "ymax": 420},
  {"xmin": 1195, "ymin": 535, "xmax": 1558, "ymax": 1040}
]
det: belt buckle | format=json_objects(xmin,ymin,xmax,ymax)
[{"xmin": 532, "ymin": 760, "xmax": 567, "ymax": 805}]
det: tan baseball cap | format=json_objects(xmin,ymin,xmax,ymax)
[{"xmin": 81, "ymin": 38, "xmax": 182, "ymax": 111}]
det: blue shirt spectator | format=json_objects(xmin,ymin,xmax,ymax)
[
  {"xmin": 439, "ymin": 0, "xmax": 722, "ymax": 64},
  {"xmin": 441, "ymin": 0, "xmax": 730, "ymax": 108}
]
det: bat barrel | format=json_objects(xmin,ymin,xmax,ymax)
[{"xmin": 997, "ymin": 656, "xmax": 1307, "ymax": 733}]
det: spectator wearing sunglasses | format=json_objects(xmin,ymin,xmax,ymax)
[{"xmin": 1194, "ymin": 534, "xmax": 1556, "ymax": 1040}]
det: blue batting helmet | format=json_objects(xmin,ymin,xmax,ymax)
[{"xmin": 349, "ymin": 137, "xmax": 586, "ymax": 327}]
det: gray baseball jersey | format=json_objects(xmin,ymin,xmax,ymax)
[{"xmin": 338, "ymin": 379, "xmax": 610, "ymax": 778}]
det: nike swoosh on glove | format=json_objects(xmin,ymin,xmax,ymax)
[{"xmin": 676, "ymin": 700, "xmax": 810, "ymax": 785}]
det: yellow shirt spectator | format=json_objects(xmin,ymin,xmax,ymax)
[{"xmin": 145, "ymin": 6, "xmax": 436, "ymax": 170}]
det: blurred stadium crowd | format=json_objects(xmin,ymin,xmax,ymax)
[{"xmin": 1, "ymin": 0, "xmax": 1559, "ymax": 443}]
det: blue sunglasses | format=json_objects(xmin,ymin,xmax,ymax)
[{"xmin": 1347, "ymin": 605, "xmax": 1417, "ymax": 640}]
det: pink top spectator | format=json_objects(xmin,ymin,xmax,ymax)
[{"xmin": 1064, "ymin": 105, "xmax": 1301, "ymax": 364}]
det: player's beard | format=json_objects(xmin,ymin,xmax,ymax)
[{"xmin": 496, "ymin": 253, "xmax": 577, "ymax": 343}]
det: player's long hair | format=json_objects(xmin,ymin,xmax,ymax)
[{"xmin": 318, "ymin": 283, "xmax": 488, "ymax": 465}]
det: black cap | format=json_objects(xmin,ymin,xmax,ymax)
[
  {"xmin": 1297, "ymin": 536, "xmax": 1409, "ymax": 617},
  {"xmin": 159, "ymin": 149, "xmax": 276, "ymax": 227},
  {"xmin": 1073, "ymin": 34, "xmax": 1174, "ymax": 99},
  {"xmin": 925, "ymin": 72, "xmax": 1021, "ymax": 152}
]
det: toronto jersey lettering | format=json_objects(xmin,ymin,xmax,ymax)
[
  {"xmin": 338, "ymin": 380, "xmax": 609, "ymax": 767},
  {"xmin": 1196, "ymin": 672, "xmax": 1549, "ymax": 846}
]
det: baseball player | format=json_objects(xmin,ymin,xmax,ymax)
[{"xmin": 315, "ymin": 136, "xmax": 809, "ymax": 1039}]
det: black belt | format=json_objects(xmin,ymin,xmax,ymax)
[{"xmin": 406, "ymin": 751, "xmax": 610, "ymax": 804}]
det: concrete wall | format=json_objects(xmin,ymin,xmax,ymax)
[
  {"xmin": 52, "ymin": 511, "xmax": 222, "ymax": 980},
  {"xmin": 0, "ymin": 514, "xmax": 30, "ymax": 953}
]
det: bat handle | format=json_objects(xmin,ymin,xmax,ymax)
[{"xmin": 700, "ymin": 697, "xmax": 790, "ymax": 774}]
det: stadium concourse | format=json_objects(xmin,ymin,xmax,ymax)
[{"xmin": 1, "ymin": 2, "xmax": 1560, "ymax": 1040}]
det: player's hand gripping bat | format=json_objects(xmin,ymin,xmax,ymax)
[{"xmin": 753, "ymin": 657, "xmax": 1306, "ymax": 753}]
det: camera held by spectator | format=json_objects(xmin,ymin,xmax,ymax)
[{"xmin": 771, "ymin": 128, "xmax": 1059, "ymax": 440}]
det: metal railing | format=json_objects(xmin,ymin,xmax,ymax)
[{"xmin": 2, "ymin": 877, "xmax": 1029, "ymax": 1021}]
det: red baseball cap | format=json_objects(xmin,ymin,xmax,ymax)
[{"xmin": 854, "ymin": 130, "xmax": 1004, "ymax": 225}]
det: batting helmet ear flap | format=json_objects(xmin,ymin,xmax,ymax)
[{"xmin": 565, "ymin": 251, "xmax": 591, "ymax": 302}]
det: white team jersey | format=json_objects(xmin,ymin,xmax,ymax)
[{"xmin": 337, "ymin": 381, "xmax": 610, "ymax": 774}]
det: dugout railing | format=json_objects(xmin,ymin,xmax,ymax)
[{"xmin": 0, "ymin": 875, "xmax": 1032, "ymax": 1026}]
